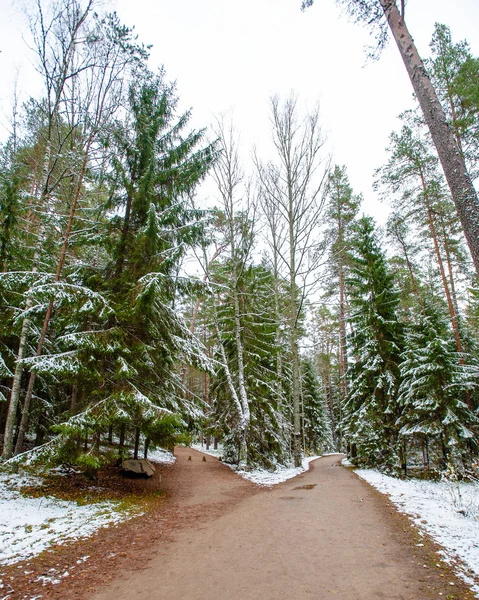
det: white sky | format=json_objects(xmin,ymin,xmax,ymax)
[{"xmin": 1, "ymin": 0, "xmax": 479, "ymax": 221}]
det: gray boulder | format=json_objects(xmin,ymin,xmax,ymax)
[{"xmin": 121, "ymin": 459, "xmax": 156, "ymax": 477}]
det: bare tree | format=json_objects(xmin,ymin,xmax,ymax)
[
  {"xmin": 257, "ymin": 95, "xmax": 329, "ymax": 467},
  {"xmin": 209, "ymin": 118, "xmax": 256, "ymax": 467}
]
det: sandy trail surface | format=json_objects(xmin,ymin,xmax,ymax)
[{"xmin": 90, "ymin": 447, "xmax": 473, "ymax": 600}]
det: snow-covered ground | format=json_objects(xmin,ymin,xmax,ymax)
[
  {"xmin": 356, "ymin": 469, "xmax": 479, "ymax": 597},
  {"xmin": 0, "ymin": 448, "xmax": 176, "ymax": 569},
  {"xmin": 147, "ymin": 448, "xmax": 176, "ymax": 464},
  {"xmin": 0, "ymin": 472, "xmax": 137, "ymax": 567},
  {"xmin": 235, "ymin": 455, "xmax": 323, "ymax": 485},
  {"xmin": 190, "ymin": 442, "xmax": 223, "ymax": 459},
  {"xmin": 191, "ymin": 443, "xmax": 343, "ymax": 486}
]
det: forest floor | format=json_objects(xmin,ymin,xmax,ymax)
[{"xmin": 1, "ymin": 447, "xmax": 477, "ymax": 600}]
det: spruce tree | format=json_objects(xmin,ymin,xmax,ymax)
[
  {"xmin": 398, "ymin": 303, "xmax": 478, "ymax": 468},
  {"xmin": 301, "ymin": 357, "xmax": 333, "ymax": 454},
  {"xmin": 344, "ymin": 217, "xmax": 404, "ymax": 471}
]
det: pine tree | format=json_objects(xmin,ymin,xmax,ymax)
[
  {"xmin": 302, "ymin": 0, "xmax": 479, "ymax": 276},
  {"xmin": 427, "ymin": 23, "xmax": 479, "ymax": 179},
  {"xmin": 324, "ymin": 165, "xmax": 361, "ymax": 420},
  {"xmin": 376, "ymin": 121, "xmax": 467, "ymax": 358}
]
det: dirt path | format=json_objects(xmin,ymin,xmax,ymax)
[{"xmin": 88, "ymin": 447, "xmax": 473, "ymax": 600}]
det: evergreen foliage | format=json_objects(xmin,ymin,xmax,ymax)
[
  {"xmin": 209, "ymin": 260, "xmax": 290, "ymax": 468},
  {"xmin": 343, "ymin": 217, "xmax": 404, "ymax": 471},
  {"xmin": 301, "ymin": 357, "xmax": 333, "ymax": 454},
  {"xmin": 398, "ymin": 303, "xmax": 478, "ymax": 465}
]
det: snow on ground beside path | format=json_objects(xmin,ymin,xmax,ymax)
[
  {"xmin": 191, "ymin": 444, "xmax": 341, "ymax": 486},
  {"xmin": 147, "ymin": 448, "xmax": 176, "ymax": 464},
  {"xmin": 0, "ymin": 472, "xmax": 138, "ymax": 567},
  {"xmin": 236, "ymin": 455, "xmax": 322, "ymax": 486},
  {"xmin": 190, "ymin": 442, "xmax": 223, "ymax": 459},
  {"xmin": 356, "ymin": 469, "xmax": 479, "ymax": 597}
]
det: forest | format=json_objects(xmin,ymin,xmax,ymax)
[{"xmin": 1, "ymin": 0, "xmax": 479, "ymax": 479}]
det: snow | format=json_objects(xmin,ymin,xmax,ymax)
[
  {"xmin": 191, "ymin": 443, "xmax": 329, "ymax": 486},
  {"xmin": 190, "ymin": 442, "xmax": 223, "ymax": 459},
  {"xmin": 0, "ymin": 472, "xmax": 138, "ymax": 567},
  {"xmin": 356, "ymin": 469, "xmax": 479, "ymax": 597},
  {"xmin": 236, "ymin": 455, "xmax": 322, "ymax": 486},
  {"xmin": 147, "ymin": 448, "xmax": 176, "ymax": 464},
  {"xmin": 0, "ymin": 446, "xmax": 175, "ymax": 568}
]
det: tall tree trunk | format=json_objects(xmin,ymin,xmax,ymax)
[
  {"xmin": 115, "ymin": 189, "xmax": 134, "ymax": 279},
  {"xmin": 438, "ymin": 211, "xmax": 460, "ymax": 316},
  {"xmin": 338, "ymin": 263, "xmax": 348, "ymax": 398},
  {"xmin": 394, "ymin": 228, "xmax": 424, "ymax": 311},
  {"xmin": 419, "ymin": 173, "xmax": 463, "ymax": 354},
  {"xmin": 213, "ymin": 297, "xmax": 248, "ymax": 467},
  {"xmin": 14, "ymin": 139, "xmax": 94, "ymax": 455},
  {"xmin": 320, "ymin": 363, "xmax": 336, "ymax": 448},
  {"xmin": 133, "ymin": 427, "xmax": 140, "ymax": 460},
  {"xmin": 381, "ymin": 0, "xmax": 479, "ymax": 275},
  {"xmin": 2, "ymin": 212, "xmax": 48, "ymax": 459},
  {"xmin": 289, "ymin": 187, "xmax": 302, "ymax": 468}
]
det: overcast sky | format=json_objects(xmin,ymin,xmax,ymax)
[{"xmin": 1, "ymin": 0, "xmax": 478, "ymax": 221}]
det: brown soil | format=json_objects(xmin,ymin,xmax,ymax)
[{"xmin": 1, "ymin": 448, "xmax": 476, "ymax": 600}]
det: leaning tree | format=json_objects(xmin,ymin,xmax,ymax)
[{"xmin": 301, "ymin": 0, "xmax": 479, "ymax": 276}]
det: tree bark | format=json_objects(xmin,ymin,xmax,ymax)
[
  {"xmin": 289, "ymin": 185, "xmax": 302, "ymax": 468},
  {"xmin": 381, "ymin": 0, "xmax": 479, "ymax": 275},
  {"xmin": 419, "ymin": 172, "xmax": 463, "ymax": 354},
  {"xmin": 134, "ymin": 427, "xmax": 140, "ymax": 460},
  {"xmin": 14, "ymin": 138, "xmax": 94, "ymax": 456}
]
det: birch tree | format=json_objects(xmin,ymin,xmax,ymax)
[
  {"xmin": 257, "ymin": 95, "xmax": 329, "ymax": 466},
  {"xmin": 210, "ymin": 120, "xmax": 255, "ymax": 467}
]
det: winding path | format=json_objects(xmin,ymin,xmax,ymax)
[{"xmin": 90, "ymin": 447, "xmax": 472, "ymax": 600}]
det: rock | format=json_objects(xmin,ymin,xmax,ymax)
[{"xmin": 121, "ymin": 459, "xmax": 156, "ymax": 477}]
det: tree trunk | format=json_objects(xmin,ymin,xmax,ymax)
[
  {"xmin": 115, "ymin": 189, "xmax": 134, "ymax": 279},
  {"xmin": 2, "ymin": 217, "xmax": 47, "ymax": 460},
  {"xmin": 134, "ymin": 427, "xmax": 140, "ymax": 460},
  {"xmin": 118, "ymin": 423, "xmax": 126, "ymax": 457},
  {"xmin": 338, "ymin": 263, "xmax": 348, "ymax": 398},
  {"xmin": 144, "ymin": 437, "xmax": 150, "ymax": 459},
  {"xmin": 14, "ymin": 139, "xmax": 94, "ymax": 456},
  {"xmin": 213, "ymin": 298, "xmax": 247, "ymax": 466},
  {"xmin": 381, "ymin": 0, "xmax": 479, "ymax": 275},
  {"xmin": 70, "ymin": 384, "xmax": 78, "ymax": 413},
  {"xmin": 395, "ymin": 228, "xmax": 424, "ymax": 311},
  {"xmin": 419, "ymin": 172, "xmax": 463, "ymax": 354},
  {"xmin": 289, "ymin": 183, "xmax": 302, "ymax": 468}
]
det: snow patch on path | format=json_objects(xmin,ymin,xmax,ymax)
[{"xmin": 356, "ymin": 469, "xmax": 479, "ymax": 597}]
